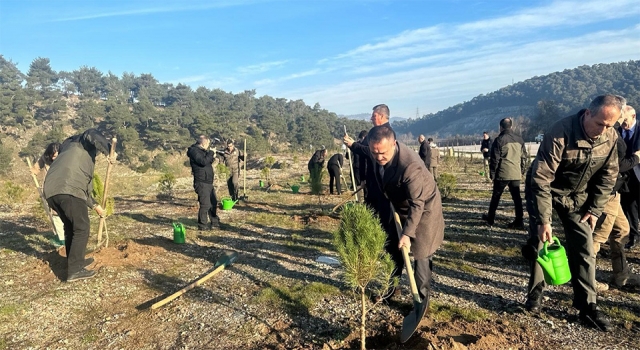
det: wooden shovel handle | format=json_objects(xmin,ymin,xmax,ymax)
[
  {"xmin": 151, "ymin": 264, "xmax": 226, "ymax": 309},
  {"xmin": 393, "ymin": 210, "xmax": 421, "ymax": 303},
  {"xmin": 97, "ymin": 138, "xmax": 117, "ymax": 247}
]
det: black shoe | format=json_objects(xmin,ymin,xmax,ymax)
[
  {"xmin": 525, "ymin": 283, "xmax": 543, "ymax": 314},
  {"xmin": 83, "ymin": 257, "xmax": 94, "ymax": 268},
  {"xmin": 507, "ymin": 220, "xmax": 525, "ymax": 230},
  {"xmin": 210, "ymin": 218, "xmax": 220, "ymax": 229},
  {"xmin": 579, "ymin": 303, "xmax": 612, "ymax": 332},
  {"xmin": 67, "ymin": 268, "xmax": 96, "ymax": 282},
  {"xmin": 625, "ymin": 237, "xmax": 636, "ymax": 250},
  {"xmin": 482, "ymin": 214, "xmax": 494, "ymax": 226}
]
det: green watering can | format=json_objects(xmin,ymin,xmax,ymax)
[
  {"xmin": 537, "ymin": 236, "xmax": 572, "ymax": 285},
  {"xmin": 173, "ymin": 222, "xmax": 186, "ymax": 244}
]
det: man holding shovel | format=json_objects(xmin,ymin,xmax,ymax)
[
  {"xmin": 43, "ymin": 129, "xmax": 115, "ymax": 282},
  {"xmin": 368, "ymin": 124, "xmax": 444, "ymax": 340},
  {"xmin": 188, "ymin": 135, "xmax": 221, "ymax": 231}
]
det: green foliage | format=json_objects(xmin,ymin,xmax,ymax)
[
  {"xmin": 1, "ymin": 182, "xmax": 26, "ymax": 205},
  {"xmin": 19, "ymin": 127, "xmax": 66, "ymax": 160},
  {"xmin": 333, "ymin": 203, "xmax": 396, "ymax": 350},
  {"xmin": 264, "ymin": 156, "xmax": 276, "ymax": 168},
  {"xmin": 157, "ymin": 172, "xmax": 176, "ymax": 199},
  {"xmin": 0, "ymin": 142, "xmax": 12, "ymax": 176},
  {"xmin": 216, "ymin": 163, "xmax": 230, "ymax": 180},
  {"xmin": 309, "ymin": 164, "xmax": 324, "ymax": 195},
  {"xmin": 135, "ymin": 163, "xmax": 151, "ymax": 173},
  {"xmin": 437, "ymin": 173, "xmax": 457, "ymax": 199},
  {"xmin": 151, "ymin": 153, "xmax": 167, "ymax": 171},
  {"xmin": 92, "ymin": 173, "xmax": 114, "ymax": 216},
  {"xmin": 255, "ymin": 282, "xmax": 340, "ymax": 314},
  {"xmin": 260, "ymin": 166, "xmax": 270, "ymax": 182},
  {"xmin": 394, "ymin": 60, "xmax": 640, "ymax": 135}
]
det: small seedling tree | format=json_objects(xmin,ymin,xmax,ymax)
[
  {"xmin": 92, "ymin": 173, "xmax": 115, "ymax": 215},
  {"xmin": 333, "ymin": 203, "xmax": 396, "ymax": 350},
  {"xmin": 263, "ymin": 156, "xmax": 276, "ymax": 184},
  {"xmin": 437, "ymin": 173, "xmax": 457, "ymax": 199},
  {"xmin": 309, "ymin": 164, "xmax": 324, "ymax": 195}
]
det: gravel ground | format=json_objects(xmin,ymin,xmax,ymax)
[{"xmin": 1, "ymin": 158, "xmax": 639, "ymax": 350}]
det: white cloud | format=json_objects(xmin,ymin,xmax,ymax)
[{"xmin": 236, "ymin": 60, "xmax": 289, "ymax": 75}]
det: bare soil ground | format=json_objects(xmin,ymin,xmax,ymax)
[{"xmin": 1, "ymin": 155, "xmax": 639, "ymax": 349}]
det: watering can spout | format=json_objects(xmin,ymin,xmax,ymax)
[{"xmin": 536, "ymin": 255, "xmax": 555, "ymax": 280}]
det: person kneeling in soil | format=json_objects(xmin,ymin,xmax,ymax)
[
  {"xmin": 368, "ymin": 124, "xmax": 445, "ymax": 302},
  {"xmin": 43, "ymin": 129, "xmax": 114, "ymax": 282}
]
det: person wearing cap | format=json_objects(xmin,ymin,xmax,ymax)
[{"xmin": 219, "ymin": 140, "xmax": 244, "ymax": 201}]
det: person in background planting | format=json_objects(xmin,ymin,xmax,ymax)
[
  {"xmin": 592, "ymin": 105, "xmax": 640, "ymax": 291},
  {"xmin": 218, "ymin": 140, "xmax": 244, "ymax": 201},
  {"xmin": 482, "ymin": 118, "xmax": 527, "ymax": 228},
  {"xmin": 481, "ymin": 131, "xmax": 492, "ymax": 178},
  {"xmin": 428, "ymin": 138, "xmax": 439, "ymax": 180},
  {"xmin": 187, "ymin": 135, "xmax": 221, "ymax": 231},
  {"xmin": 344, "ymin": 104, "xmax": 399, "ymax": 301},
  {"xmin": 345, "ymin": 130, "xmax": 368, "ymax": 190},
  {"xmin": 327, "ymin": 152, "xmax": 344, "ymax": 195},
  {"xmin": 43, "ymin": 129, "xmax": 114, "ymax": 282},
  {"xmin": 368, "ymin": 124, "xmax": 445, "ymax": 302},
  {"xmin": 31, "ymin": 142, "xmax": 66, "ymax": 248},
  {"xmin": 524, "ymin": 94, "xmax": 624, "ymax": 332},
  {"xmin": 307, "ymin": 148, "xmax": 327, "ymax": 179}
]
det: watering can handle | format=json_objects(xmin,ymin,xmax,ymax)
[{"xmin": 542, "ymin": 236, "xmax": 561, "ymax": 255}]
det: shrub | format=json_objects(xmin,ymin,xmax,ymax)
[
  {"xmin": 151, "ymin": 154, "xmax": 167, "ymax": 171},
  {"xmin": 260, "ymin": 166, "xmax": 271, "ymax": 183},
  {"xmin": 309, "ymin": 164, "xmax": 324, "ymax": 195},
  {"xmin": 0, "ymin": 142, "xmax": 12, "ymax": 176},
  {"xmin": 333, "ymin": 203, "xmax": 396, "ymax": 350},
  {"xmin": 216, "ymin": 163, "xmax": 230, "ymax": 180},
  {"xmin": 135, "ymin": 163, "xmax": 151, "ymax": 173},
  {"xmin": 157, "ymin": 172, "xmax": 176, "ymax": 199},
  {"xmin": 437, "ymin": 173, "xmax": 457, "ymax": 199},
  {"xmin": 3, "ymin": 182, "xmax": 26, "ymax": 204}
]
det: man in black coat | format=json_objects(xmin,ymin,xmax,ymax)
[
  {"xmin": 418, "ymin": 134, "xmax": 431, "ymax": 168},
  {"xmin": 481, "ymin": 131, "xmax": 492, "ymax": 179},
  {"xmin": 619, "ymin": 106, "xmax": 640, "ymax": 249},
  {"xmin": 187, "ymin": 135, "xmax": 220, "ymax": 231},
  {"xmin": 346, "ymin": 130, "xmax": 368, "ymax": 188},
  {"xmin": 44, "ymin": 129, "xmax": 113, "ymax": 282},
  {"xmin": 327, "ymin": 153, "xmax": 344, "ymax": 195}
]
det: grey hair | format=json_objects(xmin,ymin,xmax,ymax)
[
  {"xmin": 588, "ymin": 94, "xmax": 626, "ymax": 115},
  {"xmin": 372, "ymin": 104, "xmax": 390, "ymax": 119}
]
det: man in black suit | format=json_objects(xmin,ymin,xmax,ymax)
[
  {"xmin": 620, "ymin": 105, "xmax": 640, "ymax": 249},
  {"xmin": 368, "ymin": 124, "xmax": 445, "ymax": 301},
  {"xmin": 418, "ymin": 134, "xmax": 431, "ymax": 168}
]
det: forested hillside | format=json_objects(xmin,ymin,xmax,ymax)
[
  {"xmin": 0, "ymin": 55, "xmax": 370, "ymax": 167},
  {"xmin": 394, "ymin": 60, "xmax": 640, "ymax": 138}
]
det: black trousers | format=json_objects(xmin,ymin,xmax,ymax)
[
  {"xmin": 194, "ymin": 182, "xmax": 218, "ymax": 230},
  {"xmin": 46, "ymin": 194, "xmax": 90, "ymax": 276},
  {"xmin": 621, "ymin": 175, "xmax": 640, "ymax": 242},
  {"xmin": 227, "ymin": 170, "xmax": 239, "ymax": 201},
  {"xmin": 487, "ymin": 180, "xmax": 523, "ymax": 223},
  {"xmin": 328, "ymin": 164, "xmax": 342, "ymax": 194},
  {"xmin": 385, "ymin": 236, "xmax": 433, "ymax": 301}
]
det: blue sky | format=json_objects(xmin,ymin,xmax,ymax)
[{"xmin": 1, "ymin": 0, "xmax": 639, "ymax": 118}]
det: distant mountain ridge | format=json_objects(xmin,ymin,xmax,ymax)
[{"xmin": 393, "ymin": 60, "xmax": 640, "ymax": 137}]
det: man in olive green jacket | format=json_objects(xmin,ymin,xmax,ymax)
[{"xmin": 524, "ymin": 94, "xmax": 624, "ymax": 332}]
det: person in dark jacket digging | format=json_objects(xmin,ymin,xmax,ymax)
[
  {"xmin": 344, "ymin": 104, "xmax": 401, "ymax": 301},
  {"xmin": 368, "ymin": 124, "xmax": 445, "ymax": 302},
  {"xmin": 308, "ymin": 148, "xmax": 327, "ymax": 181},
  {"xmin": 327, "ymin": 153, "xmax": 344, "ymax": 195},
  {"xmin": 43, "ymin": 129, "xmax": 114, "ymax": 282},
  {"xmin": 482, "ymin": 118, "xmax": 527, "ymax": 228},
  {"xmin": 187, "ymin": 135, "xmax": 221, "ymax": 231}
]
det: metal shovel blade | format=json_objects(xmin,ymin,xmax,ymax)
[{"xmin": 400, "ymin": 293, "xmax": 429, "ymax": 343}]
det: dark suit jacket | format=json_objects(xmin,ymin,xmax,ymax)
[
  {"xmin": 620, "ymin": 121, "xmax": 640, "ymax": 183},
  {"xmin": 373, "ymin": 142, "xmax": 445, "ymax": 259},
  {"xmin": 418, "ymin": 141, "xmax": 431, "ymax": 168}
]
